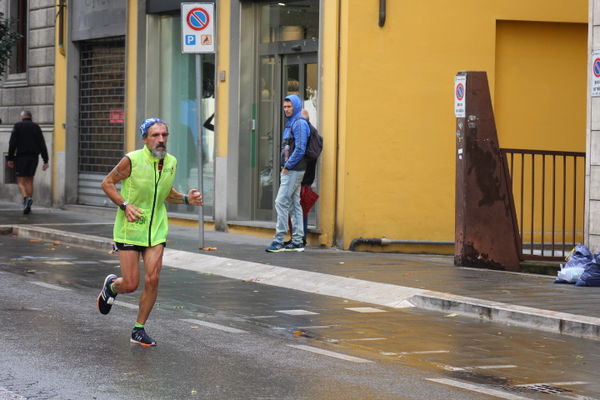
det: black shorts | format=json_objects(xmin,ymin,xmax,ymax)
[
  {"xmin": 113, "ymin": 242, "xmax": 166, "ymax": 253},
  {"xmin": 15, "ymin": 155, "xmax": 39, "ymax": 177}
]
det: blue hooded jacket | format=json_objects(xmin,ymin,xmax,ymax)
[{"xmin": 281, "ymin": 94, "xmax": 309, "ymax": 171}]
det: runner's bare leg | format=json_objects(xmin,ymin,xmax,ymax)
[{"xmin": 136, "ymin": 244, "xmax": 164, "ymax": 325}]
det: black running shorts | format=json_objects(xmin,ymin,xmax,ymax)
[
  {"xmin": 114, "ymin": 242, "xmax": 166, "ymax": 253},
  {"xmin": 15, "ymin": 155, "xmax": 39, "ymax": 177}
]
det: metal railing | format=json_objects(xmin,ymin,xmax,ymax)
[{"xmin": 500, "ymin": 149, "xmax": 585, "ymax": 261}]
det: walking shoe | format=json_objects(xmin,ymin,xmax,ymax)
[
  {"xmin": 130, "ymin": 327, "xmax": 157, "ymax": 347},
  {"xmin": 283, "ymin": 242, "xmax": 305, "ymax": 252},
  {"xmin": 265, "ymin": 241, "xmax": 285, "ymax": 253},
  {"xmin": 97, "ymin": 274, "xmax": 117, "ymax": 315},
  {"xmin": 23, "ymin": 197, "xmax": 32, "ymax": 214}
]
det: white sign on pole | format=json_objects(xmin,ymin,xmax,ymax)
[
  {"xmin": 454, "ymin": 75, "xmax": 467, "ymax": 118},
  {"xmin": 181, "ymin": 3, "xmax": 215, "ymax": 54},
  {"xmin": 592, "ymin": 50, "xmax": 600, "ymax": 97}
]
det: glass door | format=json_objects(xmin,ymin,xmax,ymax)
[
  {"xmin": 283, "ymin": 54, "xmax": 319, "ymax": 228},
  {"xmin": 253, "ymin": 53, "xmax": 318, "ymax": 221}
]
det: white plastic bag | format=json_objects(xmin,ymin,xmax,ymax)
[{"xmin": 557, "ymin": 266, "xmax": 585, "ymax": 283}]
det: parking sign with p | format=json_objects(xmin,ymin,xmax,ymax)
[{"xmin": 181, "ymin": 3, "xmax": 215, "ymax": 54}]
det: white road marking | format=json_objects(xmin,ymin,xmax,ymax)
[
  {"xmin": 276, "ymin": 309, "xmax": 319, "ymax": 316},
  {"xmin": 0, "ymin": 386, "xmax": 27, "ymax": 400},
  {"xmin": 161, "ymin": 248, "xmax": 426, "ymax": 309},
  {"xmin": 114, "ymin": 301, "xmax": 138, "ymax": 310},
  {"xmin": 427, "ymin": 378, "xmax": 534, "ymax": 400},
  {"xmin": 180, "ymin": 318, "xmax": 247, "ymax": 334},
  {"xmin": 30, "ymin": 281, "xmax": 70, "ymax": 291},
  {"xmin": 100, "ymin": 260, "xmax": 119, "ymax": 264},
  {"xmin": 71, "ymin": 261, "xmax": 98, "ymax": 265},
  {"xmin": 439, "ymin": 364, "xmax": 517, "ymax": 371},
  {"xmin": 287, "ymin": 344, "xmax": 373, "ymax": 364},
  {"xmin": 248, "ymin": 315, "xmax": 278, "ymax": 319},
  {"xmin": 44, "ymin": 261, "xmax": 73, "ymax": 265},
  {"xmin": 398, "ymin": 350, "xmax": 450, "ymax": 355},
  {"xmin": 469, "ymin": 365, "xmax": 518, "ymax": 370},
  {"xmin": 345, "ymin": 307, "xmax": 387, "ymax": 313}
]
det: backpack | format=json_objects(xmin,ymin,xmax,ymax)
[
  {"xmin": 305, "ymin": 122, "xmax": 323, "ymax": 160},
  {"xmin": 292, "ymin": 118, "xmax": 322, "ymax": 160}
]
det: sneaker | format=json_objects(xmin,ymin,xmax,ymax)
[
  {"xmin": 130, "ymin": 327, "xmax": 157, "ymax": 347},
  {"xmin": 265, "ymin": 241, "xmax": 285, "ymax": 253},
  {"xmin": 283, "ymin": 242, "xmax": 305, "ymax": 252},
  {"xmin": 97, "ymin": 274, "xmax": 117, "ymax": 315},
  {"xmin": 23, "ymin": 197, "xmax": 32, "ymax": 214}
]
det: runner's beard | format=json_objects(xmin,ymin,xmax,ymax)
[{"xmin": 152, "ymin": 144, "xmax": 167, "ymax": 159}]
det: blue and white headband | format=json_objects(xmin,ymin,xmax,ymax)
[{"xmin": 139, "ymin": 118, "xmax": 166, "ymax": 137}]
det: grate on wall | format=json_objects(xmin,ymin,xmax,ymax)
[{"xmin": 78, "ymin": 37, "xmax": 125, "ymax": 175}]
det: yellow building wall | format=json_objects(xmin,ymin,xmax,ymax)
[
  {"xmin": 53, "ymin": 0, "xmax": 67, "ymax": 205},
  {"xmin": 125, "ymin": 0, "xmax": 139, "ymax": 152},
  {"xmin": 337, "ymin": 1, "xmax": 587, "ymax": 249},
  {"xmin": 495, "ymin": 20, "xmax": 587, "ymax": 151}
]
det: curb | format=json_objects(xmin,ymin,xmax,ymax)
[
  {"xmin": 410, "ymin": 292, "xmax": 600, "ymax": 340},
  {"xmin": 3, "ymin": 224, "xmax": 600, "ymax": 340},
  {"xmin": 1, "ymin": 224, "xmax": 113, "ymax": 253}
]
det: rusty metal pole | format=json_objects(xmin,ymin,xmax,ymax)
[{"xmin": 454, "ymin": 71, "xmax": 521, "ymax": 271}]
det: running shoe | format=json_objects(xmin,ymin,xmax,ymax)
[
  {"xmin": 97, "ymin": 274, "xmax": 117, "ymax": 315},
  {"xmin": 130, "ymin": 327, "xmax": 157, "ymax": 347},
  {"xmin": 283, "ymin": 242, "xmax": 304, "ymax": 252},
  {"xmin": 265, "ymin": 241, "xmax": 285, "ymax": 253},
  {"xmin": 23, "ymin": 197, "xmax": 32, "ymax": 214}
]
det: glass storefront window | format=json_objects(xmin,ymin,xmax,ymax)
[
  {"xmin": 259, "ymin": 1, "xmax": 319, "ymax": 43},
  {"xmin": 147, "ymin": 15, "xmax": 215, "ymax": 216}
]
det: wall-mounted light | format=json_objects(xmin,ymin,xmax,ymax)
[{"xmin": 56, "ymin": 0, "xmax": 66, "ymax": 55}]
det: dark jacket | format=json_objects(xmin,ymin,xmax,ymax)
[
  {"xmin": 280, "ymin": 94, "xmax": 309, "ymax": 171},
  {"xmin": 8, "ymin": 118, "xmax": 49, "ymax": 163}
]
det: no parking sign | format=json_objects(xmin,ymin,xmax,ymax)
[
  {"xmin": 181, "ymin": 3, "xmax": 215, "ymax": 53},
  {"xmin": 454, "ymin": 75, "xmax": 467, "ymax": 117},
  {"xmin": 592, "ymin": 50, "xmax": 600, "ymax": 97}
]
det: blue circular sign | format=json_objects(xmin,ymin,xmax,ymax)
[
  {"xmin": 594, "ymin": 58, "xmax": 600, "ymax": 78},
  {"xmin": 456, "ymin": 83, "xmax": 465, "ymax": 101}
]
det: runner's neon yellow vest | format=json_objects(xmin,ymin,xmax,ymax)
[{"xmin": 113, "ymin": 146, "xmax": 177, "ymax": 247}]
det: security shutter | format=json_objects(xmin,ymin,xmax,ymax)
[{"xmin": 77, "ymin": 37, "xmax": 126, "ymax": 206}]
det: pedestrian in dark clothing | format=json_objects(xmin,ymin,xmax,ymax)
[{"xmin": 6, "ymin": 110, "xmax": 49, "ymax": 214}]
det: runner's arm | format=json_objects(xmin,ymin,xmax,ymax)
[
  {"xmin": 102, "ymin": 157, "xmax": 141, "ymax": 222},
  {"xmin": 166, "ymin": 188, "xmax": 203, "ymax": 206}
]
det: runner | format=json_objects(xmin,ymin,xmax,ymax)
[{"xmin": 97, "ymin": 118, "xmax": 203, "ymax": 346}]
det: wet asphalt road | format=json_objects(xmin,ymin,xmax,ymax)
[{"xmin": 1, "ymin": 234, "xmax": 600, "ymax": 400}]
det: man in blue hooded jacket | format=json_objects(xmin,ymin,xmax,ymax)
[{"xmin": 266, "ymin": 94, "xmax": 310, "ymax": 252}]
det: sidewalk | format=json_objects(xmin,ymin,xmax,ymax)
[{"xmin": 1, "ymin": 201, "xmax": 600, "ymax": 340}]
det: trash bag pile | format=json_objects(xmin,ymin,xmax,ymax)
[{"xmin": 555, "ymin": 244, "xmax": 600, "ymax": 286}]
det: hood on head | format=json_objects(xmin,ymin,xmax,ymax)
[{"xmin": 284, "ymin": 94, "xmax": 303, "ymax": 120}]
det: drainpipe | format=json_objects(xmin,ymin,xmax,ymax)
[
  {"xmin": 349, "ymin": 238, "xmax": 453, "ymax": 251},
  {"xmin": 378, "ymin": 0, "xmax": 386, "ymax": 27}
]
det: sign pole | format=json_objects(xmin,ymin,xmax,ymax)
[
  {"xmin": 196, "ymin": 53, "xmax": 205, "ymax": 249},
  {"xmin": 181, "ymin": 2, "xmax": 214, "ymax": 250}
]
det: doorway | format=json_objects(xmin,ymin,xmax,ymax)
[
  {"xmin": 253, "ymin": 53, "xmax": 318, "ymax": 221},
  {"xmin": 238, "ymin": 0, "xmax": 320, "ymax": 223}
]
